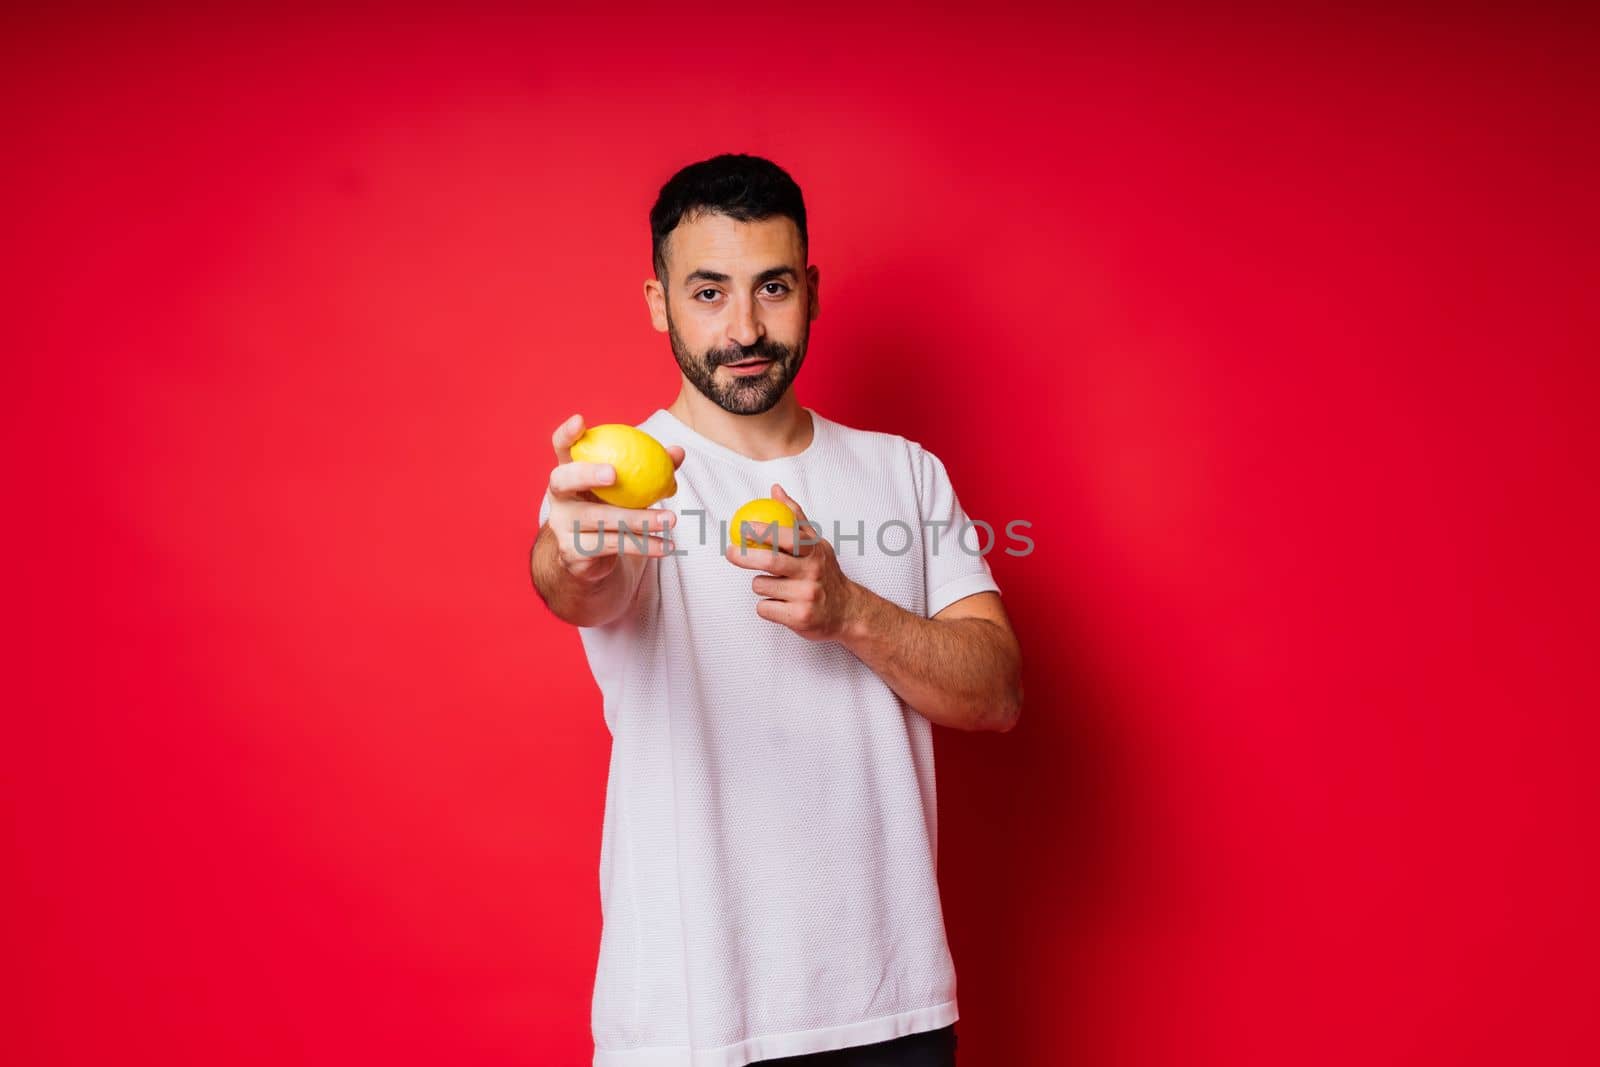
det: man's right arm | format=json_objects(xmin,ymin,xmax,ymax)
[{"xmin": 530, "ymin": 519, "xmax": 648, "ymax": 628}]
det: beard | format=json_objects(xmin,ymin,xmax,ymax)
[{"xmin": 666, "ymin": 302, "xmax": 809, "ymax": 416}]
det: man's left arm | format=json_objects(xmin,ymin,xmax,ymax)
[{"xmin": 842, "ymin": 586, "xmax": 1023, "ymax": 733}]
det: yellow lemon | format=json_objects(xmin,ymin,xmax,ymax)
[
  {"xmin": 730, "ymin": 497, "xmax": 798, "ymax": 551},
  {"xmin": 570, "ymin": 424, "xmax": 678, "ymax": 509}
]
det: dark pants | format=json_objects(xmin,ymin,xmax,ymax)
[{"xmin": 750, "ymin": 1024, "xmax": 957, "ymax": 1066}]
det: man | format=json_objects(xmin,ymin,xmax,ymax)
[{"xmin": 531, "ymin": 153, "xmax": 1022, "ymax": 1067}]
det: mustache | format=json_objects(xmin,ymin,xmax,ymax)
[{"xmin": 710, "ymin": 339, "xmax": 790, "ymax": 366}]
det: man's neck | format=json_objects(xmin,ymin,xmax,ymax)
[{"xmin": 666, "ymin": 385, "xmax": 814, "ymax": 462}]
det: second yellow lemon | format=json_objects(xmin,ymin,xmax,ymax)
[
  {"xmin": 570, "ymin": 424, "xmax": 678, "ymax": 509},
  {"xmin": 730, "ymin": 497, "xmax": 798, "ymax": 551}
]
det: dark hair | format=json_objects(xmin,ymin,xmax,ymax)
[{"xmin": 649, "ymin": 153, "xmax": 808, "ymax": 281}]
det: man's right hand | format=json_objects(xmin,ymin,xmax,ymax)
[{"xmin": 545, "ymin": 413, "xmax": 685, "ymax": 584}]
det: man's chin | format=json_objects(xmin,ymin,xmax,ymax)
[{"xmin": 715, "ymin": 381, "xmax": 788, "ymax": 415}]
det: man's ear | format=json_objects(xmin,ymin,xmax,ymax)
[
  {"xmin": 807, "ymin": 264, "xmax": 821, "ymax": 322},
  {"xmin": 644, "ymin": 277, "xmax": 669, "ymax": 332}
]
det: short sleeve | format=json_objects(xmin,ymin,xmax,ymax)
[{"xmin": 914, "ymin": 443, "xmax": 1002, "ymax": 618}]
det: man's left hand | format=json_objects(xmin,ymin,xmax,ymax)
[{"xmin": 723, "ymin": 484, "xmax": 859, "ymax": 642}]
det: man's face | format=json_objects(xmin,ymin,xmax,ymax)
[{"xmin": 647, "ymin": 211, "xmax": 819, "ymax": 416}]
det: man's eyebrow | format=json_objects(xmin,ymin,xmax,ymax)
[
  {"xmin": 754, "ymin": 266, "xmax": 799, "ymax": 285},
  {"xmin": 682, "ymin": 266, "xmax": 799, "ymax": 289}
]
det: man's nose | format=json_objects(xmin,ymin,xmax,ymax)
[{"xmin": 726, "ymin": 294, "xmax": 763, "ymax": 348}]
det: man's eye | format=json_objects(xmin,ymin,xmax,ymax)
[
  {"xmin": 761, "ymin": 283, "xmax": 790, "ymax": 296},
  {"xmin": 695, "ymin": 289, "xmax": 721, "ymax": 302}
]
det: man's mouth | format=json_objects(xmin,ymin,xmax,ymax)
[{"xmin": 724, "ymin": 357, "xmax": 775, "ymax": 374}]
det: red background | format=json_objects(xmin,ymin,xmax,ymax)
[{"xmin": 9, "ymin": 4, "xmax": 1598, "ymax": 1064}]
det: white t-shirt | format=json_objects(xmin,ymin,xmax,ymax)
[{"xmin": 538, "ymin": 406, "xmax": 1002, "ymax": 1066}]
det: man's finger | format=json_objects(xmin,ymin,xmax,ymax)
[
  {"xmin": 552, "ymin": 413, "xmax": 585, "ymax": 464},
  {"xmin": 751, "ymin": 574, "xmax": 802, "ymax": 600},
  {"xmin": 754, "ymin": 597, "xmax": 803, "ymax": 629},
  {"xmin": 667, "ymin": 444, "xmax": 686, "ymax": 470},
  {"xmin": 566, "ymin": 529, "xmax": 677, "ymax": 559},
  {"xmin": 563, "ymin": 505, "xmax": 676, "ymax": 535},
  {"xmin": 550, "ymin": 461, "xmax": 617, "ymax": 497},
  {"xmin": 740, "ymin": 518, "xmax": 815, "ymax": 557},
  {"xmin": 768, "ymin": 485, "xmax": 820, "ymax": 555},
  {"xmin": 724, "ymin": 540, "xmax": 801, "ymax": 575},
  {"xmin": 759, "ymin": 508, "xmax": 828, "ymax": 556},
  {"xmin": 771, "ymin": 483, "xmax": 809, "ymax": 523}
]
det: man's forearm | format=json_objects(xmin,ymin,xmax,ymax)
[
  {"xmin": 839, "ymin": 585, "xmax": 1022, "ymax": 732},
  {"xmin": 530, "ymin": 522, "xmax": 638, "ymax": 628}
]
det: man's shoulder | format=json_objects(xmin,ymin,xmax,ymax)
[
  {"xmin": 814, "ymin": 409, "xmax": 924, "ymax": 458},
  {"xmin": 816, "ymin": 411, "xmax": 944, "ymax": 500}
]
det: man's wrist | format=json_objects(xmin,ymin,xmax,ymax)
[{"xmin": 838, "ymin": 581, "xmax": 887, "ymax": 648}]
